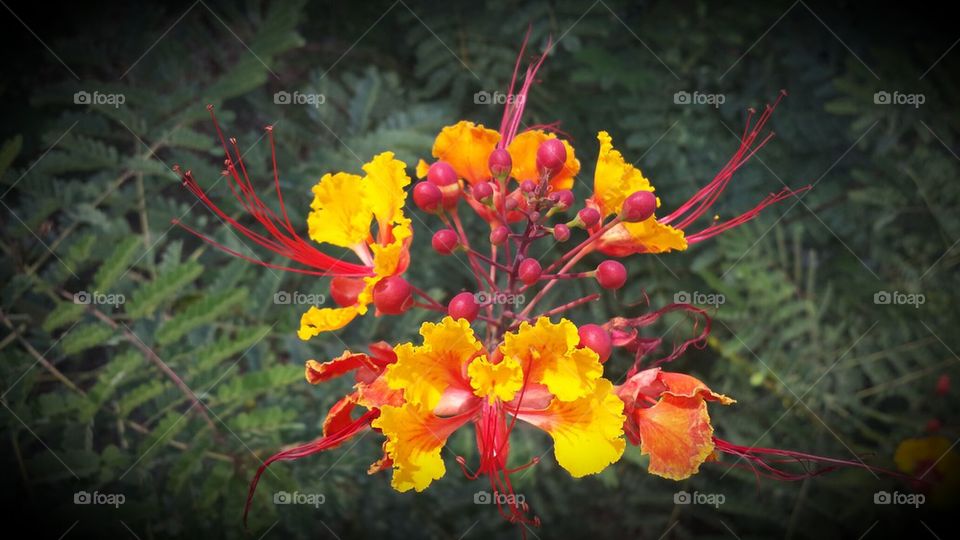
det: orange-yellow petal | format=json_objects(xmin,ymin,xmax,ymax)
[
  {"xmin": 297, "ymin": 305, "xmax": 364, "ymax": 340},
  {"xmin": 372, "ymin": 402, "xmax": 468, "ymax": 492},
  {"xmin": 597, "ymin": 220, "xmax": 688, "ymax": 255},
  {"xmin": 307, "ymin": 172, "xmax": 372, "ymax": 248},
  {"xmin": 593, "ymin": 131, "xmax": 654, "ymax": 216},
  {"xmin": 415, "ymin": 159, "xmax": 430, "ymax": 179},
  {"xmin": 362, "ymin": 151, "xmax": 411, "ymax": 231},
  {"xmin": 501, "ymin": 317, "xmax": 602, "ymax": 402},
  {"xmin": 633, "ymin": 393, "xmax": 715, "ymax": 480},
  {"xmin": 432, "ymin": 121, "xmax": 500, "ymax": 184},
  {"xmin": 468, "ymin": 356, "xmax": 524, "ymax": 403},
  {"xmin": 508, "ymin": 130, "xmax": 580, "ymax": 191},
  {"xmin": 384, "ymin": 317, "xmax": 482, "ymax": 410},
  {"xmin": 521, "ymin": 378, "xmax": 626, "ymax": 477}
]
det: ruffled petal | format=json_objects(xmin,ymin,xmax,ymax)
[
  {"xmin": 297, "ymin": 305, "xmax": 364, "ymax": 340},
  {"xmin": 593, "ymin": 131, "xmax": 653, "ymax": 216},
  {"xmin": 305, "ymin": 351, "xmax": 373, "ymax": 384},
  {"xmin": 508, "ymin": 130, "xmax": 580, "ymax": 191},
  {"xmin": 307, "ymin": 172, "xmax": 372, "ymax": 248},
  {"xmin": 633, "ymin": 394, "xmax": 715, "ymax": 480},
  {"xmin": 519, "ymin": 378, "xmax": 626, "ymax": 477},
  {"xmin": 384, "ymin": 317, "xmax": 482, "ymax": 410},
  {"xmin": 501, "ymin": 318, "xmax": 601, "ymax": 402},
  {"xmin": 468, "ymin": 356, "xmax": 524, "ymax": 403},
  {"xmin": 596, "ymin": 220, "xmax": 688, "ymax": 256},
  {"xmin": 362, "ymin": 151, "xmax": 411, "ymax": 232},
  {"xmin": 431, "ymin": 121, "xmax": 501, "ymax": 184}
]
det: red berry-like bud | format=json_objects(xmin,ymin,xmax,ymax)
[
  {"xmin": 330, "ymin": 276, "xmax": 365, "ymax": 307},
  {"xmin": 473, "ymin": 181, "xmax": 494, "ymax": 202},
  {"xmin": 413, "ymin": 181, "xmax": 443, "ymax": 212},
  {"xmin": 432, "ymin": 229, "xmax": 459, "ymax": 254},
  {"xmin": 936, "ymin": 374, "xmax": 950, "ymax": 396},
  {"xmin": 520, "ymin": 179, "xmax": 537, "ymax": 193},
  {"xmin": 447, "ymin": 291, "xmax": 480, "ymax": 322},
  {"xmin": 536, "ymin": 138, "xmax": 567, "ymax": 178},
  {"xmin": 504, "ymin": 197, "xmax": 519, "ymax": 211},
  {"xmin": 488, "ymin": 149, "xmax": 512, "ymax": 180},
  {"xmin": 553, "ymin": 223, "xmax": 571, "ymax": 242},
  {"xmin": 372, "ymin": 276, "xmax": 413, "ymax": 315},
  {"xmin": 595, "ymin": 260, "xmax": 627, "ymax": 290},
  {"xmin": 577, "ymin": 207, "xmax": 601, "ymax": 227},
  {"xmin": 428, "ymin": 161, "xmax": 458, "ymax": 186},
  {"xmin": 490, "ymin": 225, "xmax": 509, "ymax": 245},
  {"xmin": 578, "ymin": 324, "xmax": 612, "ymax": 363},
  {"xmin": 621, "ymin": 190, "xmax": 657, "ymax": 222},
  {"xmin": 549, "ymin": 189, "xmax": 574, "ymax": 209},
  {"xmin": 518, "ymin": 258, "xmax": 542, "ymax": 285},
  {"xmin": 927, "ymin": 418, "xmax": 943, "ymax": 433},
  {"xmin": 528, "ymin": 211, "xmax": 541, "ymax": 223}
]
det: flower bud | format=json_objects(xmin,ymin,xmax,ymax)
[
  {"xmin": 621, "ymin": 190, "xmax": 657, "ymax": 222},
  {"xmin": 473, "ymin": 181, "xmax": 494, "ymax": 202},
  {"xmin": 518, "ymin": 258, "xmax": 542, "ymax": 285},
  {"xmin": 372, "ymin": 276, "xmax": 413, "ymax": 315},
  {"xmin": 448, "ymin": 291, "xmax": 480, "ymax": 322},
  {"xmin": 432, "ymin": 229, "xmax": 460, "ymax": 255},
  {"xmin": 536, "ymin": 138, "xmax": 567, "ymax": 178},
  {"xmin": 553, "ymin": 223, "xmax": 571, "ymax": 242},
  {"xmin": 578, "ymin": 324, "xmax": 612, "ymax": 362},
  {"xmin": 330, "ymin": 276, "xmax": 365, "ymax": 307},
  {"xmin": 504, "ymin": 197, "xmax": 519, "ymax": 211},
  {"xmin": 577, "ymin": 207, "xmax": 601, "ymax": 228},
  {"xmin": 520, "ymin": 179, "xmax": 538, "ymax": 194},
  {"xmin": 549, "ymin": 189, "xmax": 574, "ymax": 209},
  {"xmin": 488, "ymin": 148, "xmax": 512, "ymax": 181},
  {"xmin": 413, "ymin": 181, "xmax": 443, "ymax": 213},
  {"xmin": 595, "ymin": 260, "xmax": 627, "ymax": 290},
  {"xmin": 427, "ymin": 161, "xmax": 458, "ymax": 186},
  {"xmin": 490, "ymin": 225, "xmax": 509, "ymax": 245}
]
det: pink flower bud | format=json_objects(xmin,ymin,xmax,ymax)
[
  {"xmin": 549, "ymin": 189, "xmax": 574, "ymax": 209},
  {"xmin": 428, "ymin": 161, "xmax": 458, "ymax": 186},
  {"xmin": 413, "ymin": 181, "xmax": 443, "ymax": 212},
  {"xmin": 490, "ymin": 225, "xmax": 509, "ymax": 245},
  {"xmin": 473, "ymin": 181, "xmax": 494, "ymax": 202},
  {"xmin": 578, "ymin": 324, "xmax": 612, "ymax": 362},
  {"xmin": 595, "ymin": 260, "xmax": 627, "ymax": 290},
  {"xmin": 518, "ymin": 258, "xmax": 542, "ymax": 285},
  {"xmin": 621, "ymin": 190, "xmax": 657, "ymax": 222},
  {"xmin": 536, "ymin": 138, "xmax": 567, "ymax": 178},
  {"xmin": 372, "ymin": 276, "xmax": 413, "ymax": 315},
  {"xmin": 577, "ymin": 207, "xmax": 601, "ymax": 227},
  {"xmin": 488, "ymin": 148, "xmax": 512, "ymax": 180},
  {"xmin": 448, "ymin": 291, "xmax": 480, "ymax": 322},
  {"xmin": 432, "ymin": 229, "xmax": 459, "ymax": 255},
  {"xmin": 553, "ymin": 223, "xmax": 571, "ymax": 242},
  {"xmin": 520, "ymin": 179, "xmax": 537, "ymax": 193}
]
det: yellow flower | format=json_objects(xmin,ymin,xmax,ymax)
[
  {"xmin": 592, "ymin": 131, "xmax": 687, "ymax": 255},
  {"xmin": 468, "ymin": 356, "xmax": 524, "ymax": 403},
  {"xmin": 507, "ymin": 129, "xmax": 580, "ymax": 191},
  {"xmin": 298, "ymin": 151, "xmax": 412, "ymax": 339},
  {"xmin": 431, "ymin": 121, "xmax": 501, "ymax": 184}
]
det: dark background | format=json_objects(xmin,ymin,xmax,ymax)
[{"xmin": 1, "ymin": 0, "xmax": 958, "ymax": 538}]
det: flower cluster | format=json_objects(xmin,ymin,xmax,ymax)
[{"xmin": 175, "ymin": 36, "xmax": 897, "ymax": 531}]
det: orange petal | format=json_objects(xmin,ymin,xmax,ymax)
[
  {"xmin": 322, "ymin": 393, "xmax": 358, "ymax": 437},
  {"xmin": 508, "ymin": 130, "xmax": 580, "ymax": 191},
  {"xmin": 596, "ymin": 220, "xmax": 687, "ymax": 256},
  {"xmin": 431, "ymin": 121, "xmax": 500, "ymax": 184},
  {"xmin": 634, "ymin": 394, "xmax": 715, "ymax": 480},
  {"xmin": 659, "ymin": 372, "xmax": 735, "ymax": 404},
  {"xmin": 305, "ymin": 351, "xmax": 374, "ymax": 385}
]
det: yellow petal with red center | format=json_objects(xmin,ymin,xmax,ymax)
[
  {"xmin": 362, "ymin": 151, "xmax": 411, "ymax": 230},
  {"xmin": 501, "ymin": 317, "xmax": 602, "ymax": 402},
  {"xmin": 432, "ymin": 121, "xmax": 500, "ymax": 184},
  {"xmin": 508, "ymin": 130, "xmax": 580, "ymax": 191},
  {"xmin": 597, "ymin": 220, "xmax": 688, "ymax": 256},
  {"xmin": 593, "ymin": 131, "xmax": 655, "ymax": 216},
  {"xmin": 372, "ymin": 402, "xmax": 465, "ymax": 492},
  {"xmin": 468, "ymin": 356, "xmax": 524, "ymax": 403},
  {"xmin": 307, "ymin": 172, "xmax": 372, "ymax": 248},
  {"xmin": 415, "ymin": 159, "xmax": 429, "ymax": 179},
  {"xmin": 384, "ymin": 317, "xmax": 482, "ymax": 410},
  {"xmin": 297, "ymin": 304, "xmax": 364, "ymax": 340},
  {"xmin": 522, "ymin": 378, "xmax": 626, "ymax": 477}
]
